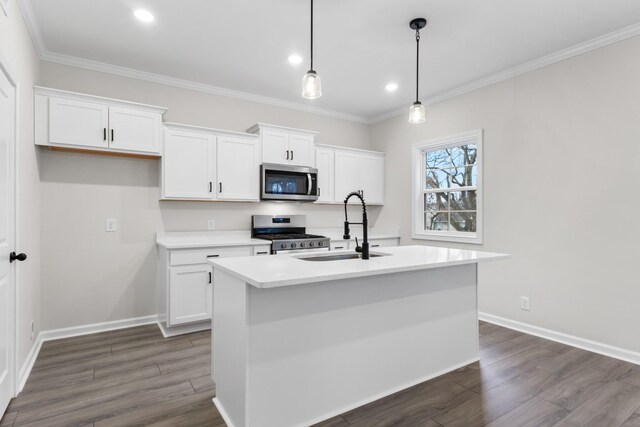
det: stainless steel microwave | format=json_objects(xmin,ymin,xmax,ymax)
[{"xmin": 261, "ymin": 163, "xmax": 318, "ymax": 202}]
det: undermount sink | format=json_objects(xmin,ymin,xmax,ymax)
[{"xmin": 298, "ymin": 252, "xmax": 389, "ymax": 262}]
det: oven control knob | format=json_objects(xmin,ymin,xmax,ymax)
[
  {"xmin": 309, "ymin": 242, "xmax": 314, "ymax": 247},
  {"xmin": 318, "ymin": 241, "xmax": 324, "ymax": 247},
  {"xmin": 300, "ymin": 242, "xmax": 305, "ymax": 248},
  {"xmin": 291, "ymin": 243, "xmax": 297, "ymax": 248},
  {"xmin": 280, "ymin": 243, "xmax": 287, "ymax": 249}
]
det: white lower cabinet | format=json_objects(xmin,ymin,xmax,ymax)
[
  {"xmin": 169, "ymin": 265, "xmax": 212, "ymax": 325},
  {"xmin": 158, "ymin": 244, "xmax": 256, "ymax": 336}
]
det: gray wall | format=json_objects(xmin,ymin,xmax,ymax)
[
  {"xmin": 371, "ymin": 35, "xmax": 640, "ymax": 354},
  {"xmin": 0, "ymin": 2, "xmax": 42, "ymax": 372},
  {"xmin": 37, "ymin": 62, "xmax": 379, "ymax": 330}
]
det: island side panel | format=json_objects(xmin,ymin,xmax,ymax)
[
  {"xmin": 245, "ymin": 264, "xmax": 478, "ymax": 427},
  {"xmin": 212, "ymin": 269, "xmax": 249, "ymax": 427}
]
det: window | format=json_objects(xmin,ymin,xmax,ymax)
[{"xmin": 412, "ymin": 130, "xmax": 483, "ymax": 244}]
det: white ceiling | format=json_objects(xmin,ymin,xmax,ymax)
[{"xmin": 24, "ymin": 0, "xmax": 640, "ymax": 121}]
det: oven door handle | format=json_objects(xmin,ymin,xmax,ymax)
[{"xmin": 307, "ymin": 173, "xmax": 312, "ymax": 195}]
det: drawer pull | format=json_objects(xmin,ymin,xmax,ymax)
[
  {"xmin": 334, "ymin": 246, "xmax": 344, "ymax": 249},
  {"xmin": 207, "ymin": 254, "xmax": 220, "ymax": 258},
  {"xmin": 372, "ymin": 244, "xmax": 380, "ymax": 248},
  {"xmin": 257, "ymin": 251, "xmax": 268, "ymax": 255}
]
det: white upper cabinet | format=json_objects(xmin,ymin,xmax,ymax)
[
  {"xmin": 108, "ymin": 107, "xmax": 161, "ymax": 153},
  {"xmin": 335, "ymin": 151, "xmax": 360, "ymax": 204},
  {"xmin": 161, "ymin": 123, "xmax": 260, "ymax": 202},
  {"xmin": 248, "ymin": 123, "xmax": 317, "ymax": 167},
  {"xmin": 317, "ymin": 144, "xmax": 386, "ymax": 205},
  {"xmin": 49, "ymin": 97, "xmax": 109, "ymax": 149},
  {"xmin": 358, "ymin": 154, "xmax": 385, "ymax": 205},
  {"xmin": 35, "ymin": 86, "xmax": 166, "ymax": 157},
  {"xmin": 315, "ymin": 148, "xmax": 335, "ymax": 203},
  {"xmin": 162, "ymin": 129, "xmax": 216, "ymax": 200},
  {"xmin": 288, "ymin": 133, "xmax": 316, "ymax": 166},
  {"xmin": 217, "ymin": 135, "xmax": 260, "ymax": 201},
  {"xmin": 261, "ymin": 129, "xmax": 290, "ymax": 164}
]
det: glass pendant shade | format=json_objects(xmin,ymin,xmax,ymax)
[
  {"xmin": 408, "ymin": 101, "xmax": 426, "ymax": 123},
  {"xmin": 302, "ymin": 70, "xmax": 322, "ymax": 99}
]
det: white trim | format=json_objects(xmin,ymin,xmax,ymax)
[
  {"xmin": 39, "ymin": 53, "xmax": 369, "ymax": 124},
  {"xmin": 212, "ymin": 398, "xmax": 236, "ymax": 427},
  {"xmin": 16, "ymin": 315, "xmax": 159, "ymax": 393},
  {"xmin": 479, "ymin": 312, "xmax": 640, "ymax": 366},
  {"xmin": 411, "ymin": 130, "xmax": 483, "ymax": 245},
  {"xmin": 156, "ymin": 320, "xmax": 210, "ymax": 338},
  {"xmin": 17, "ymin": 334, "xmax": 42, "ymax": 392},
  {"xmin": 369, "ymin": 22, "xmax": 640, "ymax": 123},
  {"xmin": 38, "ymin": 315, "xmax": 158, "ymax": 342}
]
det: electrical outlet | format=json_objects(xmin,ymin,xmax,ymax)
[
  {"xmin": 520, "ymin": 296, "xmax": 530, "ymax": 311},
  {"xmin": 207, "ymin": 219, "xmax": 215, "ymax": 230},
  {"xmin": 105, "ymin": 218, "xmax": 117, "ymax": 232}
]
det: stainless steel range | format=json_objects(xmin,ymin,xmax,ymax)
[{"xmin": 252, "ymin": 215, "xmax": 330, "ymax": 254}]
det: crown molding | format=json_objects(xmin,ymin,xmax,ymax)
[
  {"xmin": 369, "ymin": 22, "xmax": 640, "ymax": 124},
  {"xmin": 17, "ymin": 0, "xmax": 640, "ymax": 125}
]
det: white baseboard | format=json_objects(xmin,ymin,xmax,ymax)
[
  {"xmin": 479, "ymin": 312, "xmax": 640, "ymax": 366},
  {"xmin": 17, "ymin": 334, "xmax": 43, "ymax": 393},
  {"xmin": 17, "ymin": 314, "xmax": 159, "ymax": 393},
  {"xmin": 157, "ymin": 320, "xmax": 210, "ymax": 338}
]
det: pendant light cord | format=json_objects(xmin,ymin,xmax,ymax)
[
  {"xmin": 415, "ymin": 29, "xmax": 420, "ymax": 103},
  {"xmin": 310, "ymin": 0, "xmax": 314, "ymax": 71}
]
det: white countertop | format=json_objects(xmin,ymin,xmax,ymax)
[
  {"xmin": 156, "ymin": 231, "xmax": 267, "ymax": 249},
  {"xmin": 210, "ymin": 245, "xmax": 510, "ymax": 289},
  {"xmin": 156, "ymin": 228, "xmax": 400, "ymax": 249}
]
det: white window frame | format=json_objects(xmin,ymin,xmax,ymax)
[{"xmin": 412, "ymin": 129, "xmax": 483, "ymax": 244}]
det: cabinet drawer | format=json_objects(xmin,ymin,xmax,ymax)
[
  {"xmin": 369, "ymin": 238, "xmax": 399, "ymax": 248},
  {"xmin": 169, "ymin": 246, "xmax": 252, "ymax": 266},
  {"xmin": 253, "ymin": 246, "xmax": 271, "ymax": 256},
  {"xmin": 330, "ymin": 241, "xmax": 350, "ymax": 251}
]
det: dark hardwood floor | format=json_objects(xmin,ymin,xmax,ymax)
[{"xmin": 1, "ymin": 321, "xmax": 640, "ymax": 426}]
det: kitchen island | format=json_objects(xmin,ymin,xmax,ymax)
[{"xmin": 209, "ymin": 245, "xmax": 509, "ymax": 427}]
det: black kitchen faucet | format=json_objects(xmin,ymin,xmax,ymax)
[{"xmin": 343, "ymin": 191, "xmax": 369, "ymax": 260}]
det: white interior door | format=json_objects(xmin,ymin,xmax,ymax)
[{"xmin": 0, "ymin": 63, "xmax": 16, "ymax": 418}]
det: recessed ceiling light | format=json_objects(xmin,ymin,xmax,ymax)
[
  {"xmin": 385, "ymin": 83, "xmax": 398, "ymax": 92},
  {"xmin": 134, "ymin": 9, "xmax": 154, "ymax": 23},
  {"xmin": 288, "ymin": 55, "xmax": 303, "ymax": 65}
]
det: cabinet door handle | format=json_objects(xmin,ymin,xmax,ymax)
[
  {"xmin": 103, "ymin": 128, "xmax": 107, "ymax": 141},
  {"xmin": 291, "ymin": 150, "xmax": 294, "ymax": 161},
  {"xmin": 209, "ymin": 182, "xmax": 212, "ymax": 193},
  {"xmin": 317, "ymin": 187, "xmax": 320, "ymax": 197},
  {"xmin": 207, "ymin": 254, "xmax": 220, "ymax": 258},
  {"xmin": 111, "ymin": 129, "xmax": 114, "ymax": 142},
  {"xmin": 209, "ymin": 272, "xmax": 212, "ymax": 284},
  {"xmin": 286, "ymin": 150, "xmax": 290, "ymax": 160},
  {"xmin": 219, "ymin": 182, "xmax": 222, "ymax": 193}
]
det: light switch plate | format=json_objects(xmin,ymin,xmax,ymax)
[
  {"xmin": 106, "ymin": 218, "xmax": 117, "ymax": 232},
  {"xmin": 207, "ymin": 219, "xmax": 215, "ymax": 230}
]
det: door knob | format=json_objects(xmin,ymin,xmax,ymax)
[{"xmin": 10, "ymin": 252, "xmax": 27, "ymax": 263}]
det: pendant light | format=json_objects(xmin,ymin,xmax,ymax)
[
  {"xmin": 408, "ymin": 18, "xmax": 427, "ymax": 123},
  {"xmin": 302, "ymin": 0, "xmax": 322, "ymax": 99}
]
